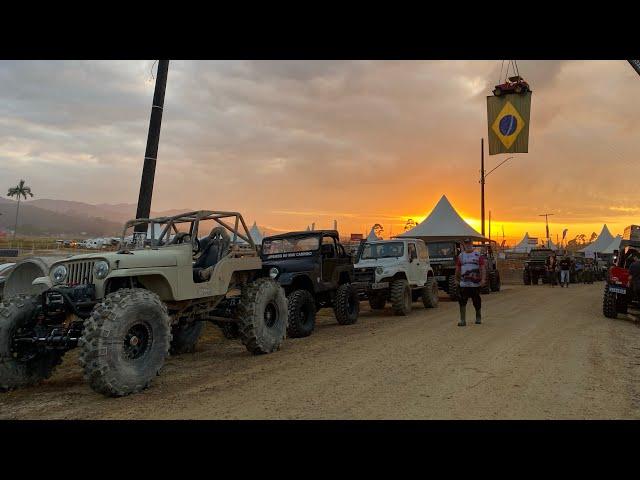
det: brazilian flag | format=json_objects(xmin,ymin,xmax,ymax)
[{"xmin": 487, "ymin": 92, "xmax": 531, "ymax": 155}]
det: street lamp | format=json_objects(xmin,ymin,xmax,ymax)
[{"xmin": 480, "ymin": 138, "xmax": 516, "ymax": 236}]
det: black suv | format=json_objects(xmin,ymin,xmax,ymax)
[
  {"xmin": 523, "ymin": 248, "xmax": 555, "ymax": 285},
  {"xmin": 261, "ymin": 230, "xmax": 359, "ymax": 338}
]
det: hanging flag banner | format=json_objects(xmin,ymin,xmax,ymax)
[{"xmin": 487, "ymin": 91, "xmax": 532, "ymax": 155}]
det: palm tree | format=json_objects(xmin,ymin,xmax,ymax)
[{"xmin": 7, "ymin": 179, "xmax": 34, "ymax": 241}]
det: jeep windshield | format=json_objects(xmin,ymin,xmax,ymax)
[
  {"xmin": 530, "ymin": 249, "xmax": 553, "ymax": 260},
  {"xmin": 360, "ymin": 242, "xmax": 404, "ymax": 260},
  {"xmin": 262, "ymin": 236, "xmax": 320, "ymax": 256},
  {"xmin": 426, "ymin": 242, "xmax": 456, "ymax": 258}
]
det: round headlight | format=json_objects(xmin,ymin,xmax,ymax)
[
  {"xmin": 269, "ymin": 267, "xmax": 279, "ymax": 279},
  {"xmin": 376, "ymin": 266, "xmax": 384, "ymax": 275},
  {"xmin": 94, "ymin": 260, "xmax": 110, "ymax": 280},
  {"xmin": 52, "ymin": 265, "xmax": 68, "ymax": 284}
]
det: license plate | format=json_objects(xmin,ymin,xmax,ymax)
[
  {"xmin": 609, "ymin": 286, "xmax": 626, "ymax": 294},
  {"xmin": 435, "ymin": 276, "xmax": 446, "ymax": 281},
  {"xmin": 371, "ymin": 282, "xmax": 389, "ymax": 290}
]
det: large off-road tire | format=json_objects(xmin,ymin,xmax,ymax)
[
  {"xmin": 170, "ymin": 320, "xmax": 204, "ymax": 354},
  {"xmin": 422, "ymin": 277, "xmax": 439, "ymax": 308},
  {"xmin": 368, "ymin": 293, "xmax": 387, "ymax": 310},
  {"xmin": 237, "ymin": 278, "xmax": 287, "ymax": 354},
  {"xmin": 523, "ymin": 269, "xmax": 531, "ymax": 285},
  {"xmin": 78, "ymin": 288, "xmax": 172, "ymax": 397},
  {"xmin": 0, "ymin": 295, "xmax": 64, "ymax": 392},
  {"xmin": 220, "ymin": 322, "xmax": 240, "ymax": 340},
  {"xmin": 490, "ymin": 271, "xmax": 501, "ymax": 292},
  {"xmin": 334, "ymin": 283, "xmax": 359, "ymax": 325},
  {"xmin": 448, "ymin": 275, "xmax": 459, "ymax": 301},
  {"xmin": 390, "ymin": 279, "xmax": 412, "ymax": 316},
  {"xmin": 287, "ymin": 289, "xmax": 316, "ymax": 338},
  {"xmin": 602, "ymin": 286, "xmax": 618, "ymax": 319}
]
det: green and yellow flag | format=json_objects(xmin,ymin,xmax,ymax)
[{"xmin": 487, "ymin": 92, "xmax": 531, "ymax": 155}]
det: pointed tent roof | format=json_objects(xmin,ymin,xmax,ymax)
[
  {"xmin": 366, "ymin": 227, "xmax": 381, "ymax": 242},
  {"xmin": 507, "ymin": 232, "xmax": 534, "ymax": 253},
  {"xmin": 397, "ymin": 195, "xmax": 486, "ymax": 242},
  {"xmin": 601, "ymin": 235, "xmax": 622, "ymax": 255},
  {"xmin": 248, "ymin": 221, "xmax": 263, "ymax": 244},
  {"xmin": 580, "ymin": 224, "xmax": 615, "ymax": 253}
]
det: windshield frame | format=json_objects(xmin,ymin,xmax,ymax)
[
  {"xmin": 261, "ymin": 234, "xmax": 321, "ymax": 257},
  {"xmin": 359, "ymin": 241, "xmax": 406, "ymax": 260}
]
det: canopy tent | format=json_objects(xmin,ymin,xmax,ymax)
[
  {"xmin": 601, "ymin": 235, "xmax": 622, "ymax": 255},
  {"xmin": 397, "ymin": 195, "xmax": 487, "ymax": 242},
  {"xmin": 506, "ymin": 232, "xmax": 537, "ymax": 253},
  {"xmin": 366, "ymin": 227, "xmax": 381, "ymax": 242},
  {"xmin": 580, "ymin": 224, "xmax": 615, "ymax": 254}
]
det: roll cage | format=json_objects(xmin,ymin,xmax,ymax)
[{"xmin": 120, "ymin": 210, "xmax": 256, "ymax": 250}]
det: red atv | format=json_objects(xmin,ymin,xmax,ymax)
[
  {"xmin": 602, "ymin": 238, "xmax": 640, "ymax": 318},
  {"xmin": 493, "ymin": 75, "xmax": 530, "ymax": 97}
]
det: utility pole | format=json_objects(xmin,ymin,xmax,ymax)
[
  {"xmin": 488, "ymin": 210, "xmax": 491, "ymax": 241},
  {"xmin": 480, "ymin": 138, "xmax": 485, "ymax": 236},
  {"xmin": 135, "ymin": 60, "xmax": 170, "ymax": 234},
  {"xmin": 539, "ymin": 213, "xmax": 554, "ymax": 248}
]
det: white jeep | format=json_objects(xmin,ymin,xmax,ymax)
[{"xmin": 353, "ymin": 238, "xmax": 439, "ymax": 315}]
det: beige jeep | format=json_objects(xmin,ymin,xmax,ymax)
[{"xmin": 0, "ymin": 211, "xmax": 287, "ymax": 397}]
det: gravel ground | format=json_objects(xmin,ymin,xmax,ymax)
[{"xmin": 1, "ymin": 282, "xmax": 639, "ymax": 419}]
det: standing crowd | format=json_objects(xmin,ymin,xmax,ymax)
[{"xmin": 545, "ymin": 253, "xmax": 597, "ymax": 287}]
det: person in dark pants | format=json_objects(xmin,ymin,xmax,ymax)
[
  {"xmin": 559, "ymin": 255, "xmax": 571, "ymax": 287},
  {"xmin": 546, "ymin": 253, "xmax": 557, "ymax": 287},
  {"xmin": 455, "ymin": 237, "xmax": 487, "ymax": 326}
]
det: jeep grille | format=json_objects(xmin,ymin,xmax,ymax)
[
  {"xmin": 354, "ymin": 267, "xmax": 375, "ymax": 283},
  {"xmin": 67, "ymin": 261, "xmax": 95, "ymax": 285}
]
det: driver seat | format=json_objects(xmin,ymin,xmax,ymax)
[{"xmin": 193, "ymin": 226, "xmax": 231, "ymax": 283}]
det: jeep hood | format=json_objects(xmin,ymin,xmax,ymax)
[
  {"xmin": 55, "ymin": 249, "xmax": 178, "ymax": 269},
  {"xmin": 355, "ymin": 257, "xmax": 404, "ymax": 268}
]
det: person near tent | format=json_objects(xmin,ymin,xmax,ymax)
[
  {"xmin": 545, "ymin": 253, "xmax": 557, "ymax": 287},
  {"xmin": 583, "ymin": 258, "xmax": 594, "ymax": 284},
  {"xmin": 559, "ymin": 255, "xmax": 572, "ymax": 287},
  {"xmin": 455, "ymin": 238, "xmax": 486, "ymax": 326}
]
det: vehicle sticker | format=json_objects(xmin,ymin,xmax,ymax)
[{"xmin": 265, "ymin": 251, "xmax": 313, "ymax": 259}]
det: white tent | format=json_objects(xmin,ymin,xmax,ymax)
[
  {"xmin": 248, "ymin": 222, "xmax": 263, "ymax": 244},
  {"xmin": 601, "ymin": 235, "xmax": 622, "ymax": 255},
  {"xmin": 507, "ymin": 232, "xmax": 537, "ymax": 253},
  {"xmin": 366, "ymin": 227, "xmax": 381, "ymax": 242},
  {"xmin": 580, "ymin": 224, "xmax": 615, "ymax": 254},
  {"xmin": 541, "ymin": 238, "xmax": 558, "ymax": 250},
  {"xmin": 397, "ymin": 195, "xmax": 486, "ymax": 242}
]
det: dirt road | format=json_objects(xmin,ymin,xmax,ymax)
[{"xmin": 1, "ymin": 282, "xmax": 639, "ymax": 419}]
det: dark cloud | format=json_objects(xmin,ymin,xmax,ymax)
[{"xmin": 0, "ymin": 60, "xmax": 638, "ymax": 237}]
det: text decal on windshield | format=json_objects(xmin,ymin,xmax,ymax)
[{"xmin": 266, "ymin": 251, "xmax": 314, "ymax": 259}]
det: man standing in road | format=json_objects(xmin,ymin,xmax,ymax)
[
  {"xmin": 559, "ymin": 255, "xmax": 572, "ymax": 287},
  {"xmin": 455, "ymin": 238, "xmax": 487, "ymax": 326}
]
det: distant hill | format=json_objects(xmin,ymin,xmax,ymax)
[
  {"xmin": 0, "ymin": 198, "xmax": 122, "ymax": 237},
  {"xmin": 1, "ymin": 198, "xmax": 275, "ymax": 238}
]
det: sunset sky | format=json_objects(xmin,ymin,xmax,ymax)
[{"xmin": 1, "ymin": 60, "xmax": 639, "ymax": 245}]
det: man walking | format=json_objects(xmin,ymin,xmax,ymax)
[
  {"xmin": 455, "ymin": 238, "xmax": 487, "ymax": 326},
  {"xmin": 559, "ymin": 255, "xmax": 571, "ymax": 287}
]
